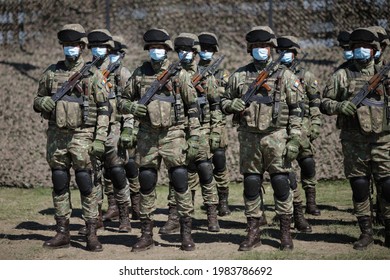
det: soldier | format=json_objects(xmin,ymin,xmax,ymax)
[
  {"xmin": 118, "ymin": 28, "xmax": 201, "ymax": 252},
  {"xmin": 221, "ymin": 26, "xmax": 304, "ymax": 251},
  {"xmin": 277, "ymin": 35, "xmax": 322, "ymax": 222},
  {"xmin": 322, "ymin": 27, "xmax": 390, "ymax": 249},
  {"xmin": 33, "ymin": 24, "xmax": 109, "ymax": 252},
  {"xmin": 159, "ymin": 33, "xmax": 221, "ymax": 234},
  {"xmin": 198, "ymin": 32, "xmax": 232, "ymax": 216}
]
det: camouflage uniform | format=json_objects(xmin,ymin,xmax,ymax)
[
  {"xmin": 221, "ymin": 26, "xmax": 304, "ymax": 251},
  {"xmin": 118, "ymin": 28, "xmax": 200, "ymax": 252},
  {"xmin": 33, "ymin": 24, "xmax": 108, "ymax": 252},
  {"xmin": 160, "ymin": 33, "xmax": 221, "ymax": 234},
  {"xmin": 322, "ymin": 27, "xmax": 390, "ymax": 249}
]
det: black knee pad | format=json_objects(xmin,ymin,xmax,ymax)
[
  {"xmin": 212, "ymin": 148, "xmax": 226, "ymax": 173},
  {"xmin": 243, "ymin": 173, "xmax": 262, "ymax": 201},
  {"xmin": 75, "ymin": 169, "xmax": 93, "ymax": 196},
  {"xmin": 289, "ymin": 172, "xmax": 298, "ymax": 190},
  {"xmin": 271, "ymin": 173, "xmax": 290, "ymax": 202},
  {"xmin": 169, "ymin": 166, "xmax": 188, "ymax": 194},
  {"xmin": 139, "ymin": 168, "xmax": 158, "ymax": 195},
  {"xmin": 298, "ymin": 157, "xmax": 316, "ymax": 180},
  {"xmin": 124, "ymin": 158, "xmax": 138, "ymax": 179},
  {"xmin": 197, "ymin": 160, "xmax": 214, "ymax": 185},
  {"xmin": 52, "ymin": 169, "xmax": 70, "ymax": 196},
  {"xmin": 350, "ymin": 176, "xmax": 370, "ymax": 203},
  {"xmin": 109, "ymin": 166, "xmax": 127, "ymax": 190},
  {"xmin": 376, "ymin": 176, "xmax": 390, "ymax": 203}
]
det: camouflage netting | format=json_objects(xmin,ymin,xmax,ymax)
[{"xmin": 0, "ymin": 0, "xmax": 389, "ymax": 187}]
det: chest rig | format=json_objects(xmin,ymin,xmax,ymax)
[
  {"xmin": 339, "ymin": 65, "xmax": 390, "ymax": 133},
  {"xmin": 237, "ymin": 64, "xmax": 290, "ymax": 131},
  {"xmin": 49, "ymin": 61, "xmax": 97, "ymax": 129},
  {"xmin": 137, "ymin": 63, "xmax": 185, "ymax": 128}
]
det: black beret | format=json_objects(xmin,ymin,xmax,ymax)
[
  {"xmin": 57, "ymin": 30, "xmax": 86, "ymax": 43},
  {"xmin": 337, "ymin": 31, "xmax": 350, "ymax": 44},
  {"xmin": 174, "ymin": 37, "xmax": 197, "ymax": 47},
  {"xmin": 199, "ymin": 34, "xmax": 218, "ymax": 46},
  {"xmin": 246, "ymin": 29, "xmax": 275, "ymax": 43},
  {"xmin": 88, "ymin": 31, "xmax": 112, "ymax": 44},
  {"xmin": 350, "ymin": 29, "xmax": 379, "ymax": 43},
  {"xmin": 378, "ymin": 32, "xmax": 389, "ymax": 42},
  {"xmin": 143, "ymin": 29, "xmax": 170, "ymax": 43},
  {"xmin": 277, "ymin": 37, "xmax": 300, "ymax": 49}
]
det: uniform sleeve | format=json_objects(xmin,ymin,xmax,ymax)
[
  {"xmin": 118, "ymin": 67, "xmax": 140, "ymax": 114},
  {"xmin": 119, "ymin": 67, "xmax": 135, "ymax": 129},
  {"xmin": 321, "ymin": 69, "xmax": 348, "ymax": 115},
  {"xmin": 179, "ymin": 69, "xmax": 201, "ymax": 137},
  {"xmin": 206, "ymin": 75, "xmax": 223, "ymax": 133},
  {"xmin": 92, "ymin": 70, "xmax": 110, "ymax": 142},
  {"xmin": 33, "ymin": 65, "xmax": 56, "ymax": 112},
  {"xmin": 284, "ymin": 70, "xmax": 303, "ymax": 139},
  {"xmin": 304, "ymin": 71, "xmax": 322, "ymax": 126},
  {"xmin": 221, "ymin": 70, "xmax": 242, "ymax": 114}
]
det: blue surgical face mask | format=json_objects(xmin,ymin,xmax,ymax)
[
  {"xmin": 252, "ymin": 47, "xmax": 269, "ymax": 61},
  {"xmin": 178, "ymin": 51, "xmax": 193, "ymax": 63},
  {"xmin": 374, "ymin": 50, "xmax": 381, "ymax": 59},
  {"xmin": 353, "ymin": 47, "xmax": 372, "ymax": 61},
  {"xmin": 343, "ymin": 50, "xmax": 353, "ymax": 60},
  {"xmin": 91, "ymin": 47, "xmax": 107, "ymax": 58},
  {"xmin": 199, "ymin": 51, "xmax": 213, "ymax": 61},
  {"xmin": 149, "ymin": 48, "xmax": 166, "ymax": 61},
  {"xmin": 109, "ymin": 54, "xmax": 121, "ymax": 64},
  {"xmin": 281, "ymin": 52, "xmax": 293, "ymax": 64},
  {"xmin": 63, "ymin": 46, "xmax": 80, "ymax": 59}
]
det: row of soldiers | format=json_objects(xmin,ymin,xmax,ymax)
[{"xmin": 33, "ymin": 22, "xmax": 390, "ymax": 253}]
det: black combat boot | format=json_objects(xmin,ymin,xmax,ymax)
[
  {"xmin": 78, "ymin": 205, "xmax": 103, "ymax": 235},
  {"xmin": 293, "ymin": 202, "xmax": 312, "ymax": 233},
  {"xmin": 206, "ymin": 204, "xmax": 220, "ymax": 232},
  {"xmin": 85, "ymin": 219, "xmax": 103, "ymax": 252},
  {"xmin": 118, "ymin": 203, "xmax": 132, "ymax": 232},
  {"xmin": 217, "ymin": 187, "xmax": 231, "ymax": 216},
  {"xmin": 130, "ymin": 192, "xmax": 141, "ymax": 220},
  {"xmin": 102, "ymin": 194, "xmax": 119, "ymax": 221},
  {"xmin": 132, "ymin": 219, "xmax": 154, "ymax": 252},
  {"xmin": 180, "ymin": 216, "xmax": 196, "ymax": 251},
  {"xmin": 159, "ymin": 205, "xmax": 180, "ymax": 234},
  {"xmin": 353, "ymin": 216, "xmax": 374, "ymax": 250},
  {"xmin": 279, "ymin": 214, "xmax": 294, "ymax": 251},
  {"xmin": 384, "ymin": 219, "xmax": 390, "ymax": 248},
  {"xmin": 239, "ymin": 217, "xmax": 261, "ymax": 251},
  {"xmin": 259, "ymin": 211, "xmax": 268, "ymax": 226},
  {"xmin": 43, "ymin": 216, "xmax": 70, "ymax": 249},
  {"xmin": 305, "ymin": 188, "xmax": 321, "ymax": 216}
]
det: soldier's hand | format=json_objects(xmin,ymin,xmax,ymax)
[
  {"xmin": 228, "ymin": 98, "xmax": 245, "ymax": 113},
  {"xmin": 39, "ymin": 96, "xmax": 55, "ymax": 113},
  {"xmin": 125, "ymin": 102, "xmax": 147, "ymax": 117},
  {"xmin": 186, "ymin": 135, "xmax": 200, "ymax": 161},
  {"xmin": 336, "ymin": 101, "xmax": 357, "ymax": 116},
  {"xmin": 310, "ymin": 124, "xmax": 321, "ymax": 141},
  {"xmin": 120, "ymin": 127, "xmax": 136, "ymax": 149},
  {"xmin": 283, "ymin": 137, "xmax": 300, "ymax": 163},
  {"xmin": 90, "ymin": 139, "xmax": 105, "ymax": 158},
  {"xmin": 209, "ymin": 132, "xmax": 221, "ymax": 153}
]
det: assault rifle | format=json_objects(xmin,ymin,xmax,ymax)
[
  {"xmin": 351, "ymin": 62, "xmax": 390, "ymax": 107},
  {"xmin": 290, "ymin": 52, "xmax": 308, "ymax": 73},
  {"xmin": 240, "ymin": 51, "xmax": 285, "ymax": 105},
  {"xmin": 102, "ymin": 52, "xmax": 125, "ymax": 78},
  {"xmin": 138, "ymin": 53, "xmax": 188, "ymax": 105},
  {"xmin": 192, "ymin": 55, "xmax": 225, "ymax": 92},
  {"xmin": 51, "ymin": 56, "xmax": 100, "ymax": 102}
]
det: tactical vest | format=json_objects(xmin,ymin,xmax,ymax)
[
  {"xmin": 195, "ymin": 67, "xmax": 219, "ymax": 125},
  {"xmin": 236, "ymin": 65, "xmax": 290, "ymax": 132},
  {"xmin": 338, "ymin": 65, "xmax": 389, "ymax": 133},
  {"xmin": 135, "ymin": 62, "xmax": 185, "ymax": 128},
  {"xmin": 49, "ymin": 61, "xmax": 97, "ymax": 129}
]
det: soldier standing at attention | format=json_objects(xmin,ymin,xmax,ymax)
[
  {"xmin": 118, "ymin": 28, "xmax": 201, "ymax": 252},
  {"xmin": 221, "ymin": 26, "xmax": 304, "ymax": 251},
  {"xmin": 322, "ymin": 28, "xmax": 390, "ymax": 249},
  {"xmin": 33, "ymin": 24, "xmax": 109, "ymax": 252},
  {"xmin": 159, "ymin": 33, "xmax": 221, "ymax": 234}
]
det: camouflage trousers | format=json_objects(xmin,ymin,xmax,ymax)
[
  {"xmin": 136, "ymin": 126, "xmax": 192, "ymax": 219},
  {"xmin": 46, "ymin": 125, "xmax": 98, "ymax": 220},
  {"xmin": 213, "ymin": 125, "xmax": 230, "ymax": 190},
  {"xmin": 239, "ymin": 128, "xmax": 293, "ymax": 216},
  {"xmin": 341, "ymin": 134, "xmax": 390, "ymax": 218},
  {"xmin": 296, "ymin": 134, "xmax": 318, "ymax": 188}
]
